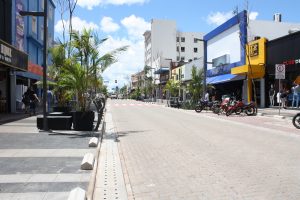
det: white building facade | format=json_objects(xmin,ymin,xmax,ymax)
[{"xmin": 144, "ymin": 19, "xmax": 204, "ymax": 99}]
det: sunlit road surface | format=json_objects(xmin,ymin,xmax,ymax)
[{"xmin": 108, "ymin": 99, "xmax": 300, "ymax": 200}]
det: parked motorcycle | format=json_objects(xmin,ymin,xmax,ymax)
[
  {"xmin": 195, "ymin": 100, "xmax": 219, "ymax": 113},
  {"xmin": 292, "ymin": 113, "xmax": 300, "ymax": 129},
  {"xmin": 226, "ymin": 100, "xmax": 257, "ymax": 116}
]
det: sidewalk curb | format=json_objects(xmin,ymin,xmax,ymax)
[{"xmin": 86, "ymin": 112, "xmax": 106, "ymax": 200}]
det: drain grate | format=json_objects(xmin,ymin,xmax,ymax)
[{"xmin": 97, "ymin": 131, "xmax": 128, "ymax": 200}]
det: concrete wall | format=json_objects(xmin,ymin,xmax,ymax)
[
  {"xmin": 207, "ymin": 24, "xmax": 241, "ymax": 70},
  {"xmin": 176, "ymin": 32, "xmax": 204, "ymax": 62},
  {"xmin": 151, "ymin": 19, "xmax": 177, "ymax": 67},
  {"xmin": 248, "ymin": 20, "xmax": 300, "ymax": 41}
]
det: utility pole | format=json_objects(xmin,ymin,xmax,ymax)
[{"xmin": 20, "ymin": 0, "xmax": 48, "ymax": 130}]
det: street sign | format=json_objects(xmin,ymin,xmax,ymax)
[{"xmin": 275, "ymin": 64, "xmax": 285, "ymax": 79}]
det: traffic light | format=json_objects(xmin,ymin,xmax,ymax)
[{"xmin": 115, "ymin": 80, "xmax": 117, "ymax": 83}]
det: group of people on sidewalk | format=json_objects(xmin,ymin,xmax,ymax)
[{"xmin": 269, "ymin": 82, "xmax": 300, "ymax": 109}]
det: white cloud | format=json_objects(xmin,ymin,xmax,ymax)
[
  {"xmin": 101, "ymin": 36, "xmax": 145, "ymax": 90},
  {"xmin": 55, "ymin": 16, "xmax": 99, "ymax": 33},
  {"xmin": 100, "ymin": 15, "xmax": 150, "ymax": 90},
  {"xmin": 249, "ymin": 12, "xmax": 259, "ymax": 20},
  {"xmin": 100, "ymin": 17, "xmax": 120, "ymax": 33},
  {"xmin": 121, "ymin": 15, "xmax": 150, "ymax": 40},
  {"xmin": 207, "ymin": 11, "xmax": 234, "ymax": 26},
  {"xmin": 78, "ymin": 0, "xmax": 148, "ymax": 10}
]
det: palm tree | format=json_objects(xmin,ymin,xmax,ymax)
[
  {"xmin": 59, "ymin": 28, "xmax": 128, "ymax": 111},
  {"xmin": 187, "ymin": 66, "xmax": 204, "ymax": 103}
]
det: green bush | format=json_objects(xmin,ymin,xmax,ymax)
[{"xmin": 181, "ymin": 101, "xmax": 196, "ymax": 110}]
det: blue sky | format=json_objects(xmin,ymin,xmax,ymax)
[{"xmin": 54, "ymin": 0, "xmax": 300, "ymax": 90}]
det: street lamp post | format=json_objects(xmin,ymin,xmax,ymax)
[{"xmin": 20, "ymin": 0, "xmax": 48, "ymax": 131}]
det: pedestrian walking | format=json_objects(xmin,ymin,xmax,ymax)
[
  {"xmin": 47, "ymin": 89, "xmax": 53, "ymax": 112},
  {"xmin": 269, "ymin": 84, "xmax": 275, "ymax": 107},
  {"xmin": 292, "ymin": 83, "xmax": 300, "ymax": 108},
  {"xmin": 22, "ymin": 89, "xmax": 31, "ymax": 114},
  {"xmin": 280, "ymin": 87, "xmax": 289, "ymax": 109},
  {"xmin": 28, "ymin": 88, "xmax": 40, "ymax": 115}
]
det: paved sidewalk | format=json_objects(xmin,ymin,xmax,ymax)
[
  {"xmin": 257, "ymin": 107, "xmax": 300, "ymax": 119},
  {"xmin": 0, "ymin": 116, "xmax": 96, "ymax": 200},
  {"xmin": 93, "ymin": 111, "xmax": 128, "ymax": 200}
]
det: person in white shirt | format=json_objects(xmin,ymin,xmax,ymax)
[
  {"xmin": 204, "ymin": 91, "xmax": 209, "ymax": 101},
  {"xmin": 292, "ymin": 83, "xmax": 300, "ymax": 108}
]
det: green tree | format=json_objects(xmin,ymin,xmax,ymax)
[
  {"xmin": 165, "ymin": 79, "xmax": 180, "ymax": 97},
  {"xmin": 57, "ymin": 28, "xmax": 127, "ymax": 111},
  {"xmin": 188, "ymin": 66, "xmax": 204, "ymax": 103}
]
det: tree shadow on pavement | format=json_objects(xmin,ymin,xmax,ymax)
[{"xmin": 48, "ymin": 131, "xmax": 100, "ymax": 138}]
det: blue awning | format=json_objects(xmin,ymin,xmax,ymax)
[
  {"xmin": 16, "ymin": 71, "xmax": 42, "ymax": 80},
  {"xmin": 206, "ymin": 74, "xmax": 245, "ymax": 84},
  {"xmin": 16, "ymin": 71, "xmax": 54, "ymax": 81},
  {"xmin": 154, "ymin": 68, "xmax": 169, "ymax": 74}
]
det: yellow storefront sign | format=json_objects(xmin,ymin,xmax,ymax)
[{"xmin": 231, "ymin": 37, "xmax": 267, "ymax": 79}]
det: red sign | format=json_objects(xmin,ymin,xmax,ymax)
[
  {"xmin": 282, "ymin": 58, "xmax": 300, "ymax": 66},
  {"xmin": 28, "ymin": 61, "xmax": 43, "ymax": 76}
]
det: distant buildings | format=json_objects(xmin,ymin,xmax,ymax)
[
  {"xmin": 143, "ymin": 19, "xmax": 204, "ymax": 99},
  {"xmin": 129, "ymin": 11, "xmax": 300, "ymax": 108}
]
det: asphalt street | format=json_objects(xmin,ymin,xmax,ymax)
[{"xmin": 108, "ymin": 99, "xmax": 300, "ymax": 200}]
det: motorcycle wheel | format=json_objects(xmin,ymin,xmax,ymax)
[
  {"xmin": 292, "ymin": 114, "xmax": 300, "ymax": 129},
  {"xmin": 245, "ymin": 107, "xmax": 255, "ymax": 116},
  {"xmin": 235, "ymin": 107, "xmax": 242, "ymax": 115},
  {"xmin": 195, "ymin": 106, "xmax": 203, "ymax": 113},
  {"xmin": 226, "ymin": 109, "xmax": 232, "ymax": 116}
]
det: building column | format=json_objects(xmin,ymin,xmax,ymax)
[
  {"xmin": 260, "ymin": 78, "xmax": 265, "ymax": 108},
  {"xmin": 247, "ymin": 78, "xmax": 252, "ymax": 103}
]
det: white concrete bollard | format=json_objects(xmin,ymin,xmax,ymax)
[
  {"xmin": 89, "ymin": 137, "xmax": 98, "ymax": 147},
  {"xmin": 81, "ymin": 153, "xmax": 94, "ymax": 170},
  {"xmin": 68, "ymin": 187, "xmax": 86, "ymax": 200}
]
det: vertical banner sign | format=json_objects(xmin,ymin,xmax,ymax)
[{"xmin": 16, "ymin": 0, "xmax": 25, "ymax": 51}]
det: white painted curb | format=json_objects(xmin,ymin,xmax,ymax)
[
  {"xmin": 68, "ymin": 187, "xmax": 86, "ymax": 200},
  {"xmin": 89, "ymin": 137, "xmax": 98, "ymax": 147},
  {"xmin": 81, "ymin": 153, "xmax": 94, "ymax": 170},
  {"xmin": 274, "ymin": 115, "xmax": 285, "ymax": 119}
]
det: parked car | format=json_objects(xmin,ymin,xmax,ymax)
[{"xmin": 110, "ymin": 94, "xmax": 117, "ymax": 99}]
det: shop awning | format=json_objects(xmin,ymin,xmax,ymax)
[
  {"xmin": 206, "ymin": 74, "xmax": 245, "ymax": 84},
  {"xmin": 154, "ymin": 67, "xmax": 169, "ymax": 74},
  {"xmin": 231, "ymin": 64, "xmax": 265, "ymax": 78},
  {"xmin": 16, "ymin": 71, "xmax": 42, "ymax": 80}
]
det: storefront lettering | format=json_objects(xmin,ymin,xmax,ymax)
[
  {"xmin": 283, "ymin": 58, "xmax": 300, "ymax": 66},
  {"xmin": 249, "ymin": 43, "xmax": 259, "ymax": 57},
  {"xmin": 0, "ymin": 44, "xmax": 12, "ymax": 64}
]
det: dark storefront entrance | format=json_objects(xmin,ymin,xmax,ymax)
[{"xmin": 266, "ymin": 31, "xmax": 300, "ymax": 107}]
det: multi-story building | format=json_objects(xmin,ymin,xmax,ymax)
[
  {"xmin": 131, "ymin": 71, "xmax": 145, "ymax": 92},
  {"xmin": 10, "ymin": 0, "xmax": 55, "ymax": 112},
  {"xmin": 144, "ymin": 19, "xmax": 204, "ymax": 99},
  {"xmin": 204, "ymin": 10, "xmax": 300, "ymax": 107},
  {"xmin": 0, "ymin": 0, "xmax": 28, "ymax": 113}
]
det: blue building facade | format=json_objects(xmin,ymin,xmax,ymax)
[{"xmin": 9, "ymin": 0, "xmax": 55, "ymax": 112}]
